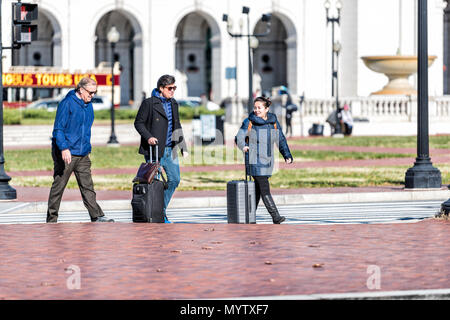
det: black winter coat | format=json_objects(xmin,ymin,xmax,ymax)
[{"xmin": 134, "ymin": 96, "xmax": 187, "ymax": 160}]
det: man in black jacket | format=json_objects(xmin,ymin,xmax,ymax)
[{"xmin": 134, "ymin": 75, "xmax": 188, "ymax": 223}]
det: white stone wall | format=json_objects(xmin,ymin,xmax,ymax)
[{"xmin": 0, "ymin": 0, "xmax": 446, "ymax": 105}]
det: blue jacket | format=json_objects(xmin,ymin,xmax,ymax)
[
  {"xmin": 52, "ymin": 89, "xmax": 94, "ymax": 156},
  {"xmin": 236, "ymin": 112, "xmax": 293, "ymax": 177}
]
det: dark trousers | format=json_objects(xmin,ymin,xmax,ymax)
[
  {"xmin": 285, "ymin": 118, "xmax": 292, "ymax": 136},
  {"xmin": 252, "ymin": 176, "xmax": 272, "ymax": 209},
  {"xmin": 343, "ymin": 123, "xmax": 353, "ymax": 135},
  {"xmin": 47, "ymin": 148, "xmax": 104, "ymax": 223}
]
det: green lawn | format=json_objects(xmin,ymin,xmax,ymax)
[
  {"xmin": 289, "ymin": 149, "xmax": 413, "ymax": 161},
  {"xmin": 10, "ymin": 165, "xmax": 450, "ymax": 191},
  {"xmin": 289, "ymin": 135, "xmax": 450, "ymax": 149},
  {"xmin": 4, "ymin": 144, "xmax": 416, "ymax": 172},
  {"xmin": 6, "ymin": 135, "xmax": 450, "ymax": 191}
]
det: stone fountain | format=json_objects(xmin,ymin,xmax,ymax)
[{"xmin": 361, "ymin": 55, "xmax": 436, "ymax": 95}]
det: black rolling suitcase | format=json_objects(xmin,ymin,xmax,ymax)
[
  {"xmin": 131, "ymin": 146, "xmax": 165, "ymax": 223},
  {"xmin": 226, "ymin": 154, "xmax": 256, "ymax": 224}
]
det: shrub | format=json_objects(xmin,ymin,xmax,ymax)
[
  {"xmin": 94, "ymin": 109, "xmax": 138, "ymax": 120},
  {"xmin": 2, "ymin": 105, "xmax": 224, "ymax": 124},
  {"xmin": 22, "ymin": 109, "xmax": 56, "ymax": 119},
  {"xmin": 3, "ymin": 109, "xmax": 22, "ymax": 125},
  {"xmin": 179, "ymin": 106, "xmax": 224, "ymax": 120},
  {"xmin": 178, "ymin": 106, "xmax": 195, "ymax": 120}
]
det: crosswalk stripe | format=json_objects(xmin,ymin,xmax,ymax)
[{"xmin": 0, "ymin": 200, "xmax": 441, "ymax": 225}]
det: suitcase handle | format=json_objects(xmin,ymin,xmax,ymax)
[
  {"xmin": 148, "ymin": 144, "xmax": 159, "ymax": 164},
  {"xmin": 148, "ymin": 144, "xmax": 167, "ymax": 187},
  {"xmin": 244, "ymin": 150, "xmax": 252, "ymax": 182},
  {"xmin": 248, "ymin": 192, "xmax": 252, "ymax": 222}
]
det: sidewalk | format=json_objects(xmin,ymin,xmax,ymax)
[
  {"xmin": 4, "ymin": 185, "xmax": 450, "ymax": 215},
  {"xmin": 0, "ymin": 219, "xmax": 449, "ymax": 299},
  {"xmin": 1, "ymin": 135, "xmax": 450, "ymax": 300}
]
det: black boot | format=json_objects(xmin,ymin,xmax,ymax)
[{"xmin": 262, "ymin": 195, "xmax": 285, "ymax": 224}]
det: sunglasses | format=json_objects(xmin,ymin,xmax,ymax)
[
  {"xmin": 165, "ymin": 86, "xmax": 177, "ymax": 92},
  {"xmin": 83, "ymin": 87, "xmax": 97, "ymax": 96}
]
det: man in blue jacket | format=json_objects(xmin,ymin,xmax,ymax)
[{"xmin": 46, "ymin": 77, "xmax": 114, "ymax": 223}]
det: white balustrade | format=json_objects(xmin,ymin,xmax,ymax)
[
  {"xmin": 223, "ymin": 94, "xmax": 450, "ymax": 136},
  {"xmin": 281, "ymin": 95, "xmax": 450, "ymax": 122}
]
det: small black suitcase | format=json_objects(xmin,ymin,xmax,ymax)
[
  {"xmin": 131, "ymin": 146, "xmax": 165, "ymax": 223},
  {"xmin": 226, "ymin": 154, "xmax": 256, "ymax": 224}
]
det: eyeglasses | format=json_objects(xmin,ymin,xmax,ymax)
[
  {"xmin": 165, "ymin": 86, "xmax": 177, "ymax": 92},
  {"xmin": 82, "ymin": 87, "xmax": 97, "ymax": 96}
]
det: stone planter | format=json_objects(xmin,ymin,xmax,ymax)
[{"xmin": 361, "ymin": 55, "xmax": 436, "ymax": 95}]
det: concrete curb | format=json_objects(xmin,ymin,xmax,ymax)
[
  {"xmin": 222, "ymin": 288, "xmax": 450, "ymax": 300},
  {"xmin": 4, "ymin": 189, "xmax": 450, "ymax": 214}
]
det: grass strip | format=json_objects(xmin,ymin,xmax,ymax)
[
  {"xmin": 289, "ymin": 135, "xmax": 450, "ymax": 149},
  {"xmin": 4, "ymin": 145, "xmax": 415, "ymax": 172},
  {"xmin": 10, "ymin": 165, "xmax": 450, "ymax": 191}
]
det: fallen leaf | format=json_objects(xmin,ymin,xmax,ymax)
[
  {"xmin": 312, "ymin": 263, "xmax": 324, "ymax": 268},
  {"xmin": 40, "ymin": 281, "xmax": 56, "ymax": 287},
  {"xmin": 265, "ymin": 261, "xmax": 273, "ymax": 265}
]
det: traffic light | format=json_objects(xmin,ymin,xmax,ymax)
[{"xmin": 11, "ymin": 2, "xmax": 38, "ymax": 46}]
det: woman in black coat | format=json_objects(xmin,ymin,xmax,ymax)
[{"xmin": 236, "ymin": 96, "xmax": 294, "ymax": 224}]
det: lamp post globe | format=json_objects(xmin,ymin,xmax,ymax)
[{"xmin": 107, "ymin": 26, "xmax": 120, "ymax": 44}]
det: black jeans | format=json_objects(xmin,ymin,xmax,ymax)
[
  {"xmin": 252, "ymin": 176, "xmax": 271, "ymax": 209},
  {"xmin": 47, "ymin": 148, "xmax": 104, "ymax": 222}
]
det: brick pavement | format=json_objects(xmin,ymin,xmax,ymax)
[
  {"xmin": 0, "ymin": 219, "xmax": 449, "ymax": 299},
  {"xmin": 2, "ymin": 139, "xmax": 450, "ymax": 300}
]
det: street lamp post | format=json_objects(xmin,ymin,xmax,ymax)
[
  {"xmin": 0, "ymin": 1, "xmax": 16, "ymax": 200},
  {"xmin": 405, "ymin": 0, "xmax": 441, "ymax": 190},
  {"xmin": 107, "ymin": 26, "xmax": 119, "ymax": 146},
  {"xmin": 333, "ymin": 41, "xmax": 342, "ymax": 132},
  {"xmin": 223, "ymin": 8, "xmax": 271, "ymax": 114},
  {"xmin": 325, "ymin": 0, "xmax": 343, "ymax": 135}
]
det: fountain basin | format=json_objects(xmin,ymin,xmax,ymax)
[{"xmin": 361, "ymin": 55, "xmax": 436, "ymax": 95}]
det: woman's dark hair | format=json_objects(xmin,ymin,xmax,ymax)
[
  {"xmin": 157, "ymin": 74, "xmax": 176, "ymax": 90},
  {"xmin": 254, "ymin": 96, "xmax": 272, "ymax": 108}
]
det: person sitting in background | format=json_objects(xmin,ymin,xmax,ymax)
[{"xmin": 340, "ymin": 104, "xmax": 354, "ymax": 136}]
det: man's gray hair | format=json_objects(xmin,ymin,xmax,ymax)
[{"xmin": 76, "ymin": 77, "xmax": 97, "ymax": 91}]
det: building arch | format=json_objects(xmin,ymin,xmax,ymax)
[
  {"xmin": 252, "ymin": 11, "xmax": 298, "ymax": 95},
  {"xmin": 11, "ymin": 8, "xmax": 63, "ymax": 101},
  {"xmin": 174, "ymin": 9, "xmax": 222, "ymax": 102},
  {"xmin": 12, "ymin": 7, "xmax": 62, "ymax": 67},
  {"xmin": 93, "ymin": 8, "xmax": 143, "ymax": 106}
]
